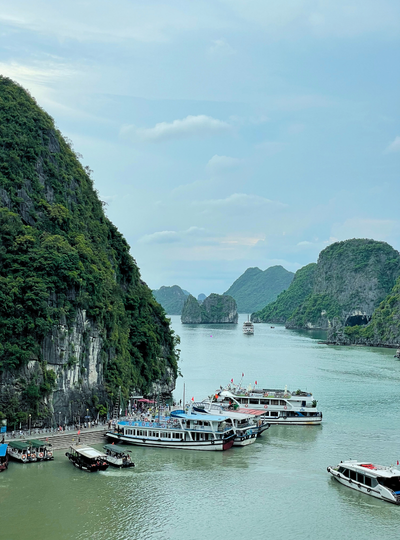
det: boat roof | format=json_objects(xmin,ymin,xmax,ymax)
[
  {"xmin": 0, "ymin": 444, "xmax": 8, "ymax": 457},
  {"xmin": 70, "ymin": 446, "xmax": 106, "ymax": 459},
  {"xmin": 104, "ymin": 444, "xmax": 130, "ymax": 454},
  {"xmin": 8, "ymin": 441, "xmax": 30, "ymax": 450},
  {"xmin": 340, "ymin": 461, "xmax": 400, "ymax": 478},
  {"xmin": 28, "ymin": 439, "xmax": 47, "ymax": 448},
  {"xmin": 174, "ymin": 412, "xmax": 228, "ymax": 421},
  {"xmin": 234, "ymin": 408, "xmax": 265, "ymax": 417}
]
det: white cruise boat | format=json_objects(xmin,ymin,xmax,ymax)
[
  {"xmin": 243, "ymin": 317, "xmax": 254, "ymax": 335},
  {"xmin": 103, "ymin": 444, "xmax": 135, "ymax": 468},
  {"xmin": 192, "ymin": 401, "xmax": 270, "ymax": 445},
  {"xmin": 214, "ymin": 383, "xmax": 322, "ymax": 425},
  {"xmin": 327, "ymin": 461, "xmax": 400, "ymax": 504},
  {"xmin": 106, "ymin": 410, "xmax": 236, "ymax": 451}
]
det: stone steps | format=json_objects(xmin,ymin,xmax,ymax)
[{"xmin": 8, "ymin": 429, "xmax": 109, "ymax": 451}]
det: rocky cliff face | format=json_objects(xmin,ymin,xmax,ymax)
[
  {"xmin": 181, "ymin": 293, "xmax": 238, "ymax": 324},
  {"xmin": 0, "ymin": 77, "xmax": 178, "ymax": 427},
  {"xmin": 287, "ymin": 239, "xmax": 400, "ymax": 330}
]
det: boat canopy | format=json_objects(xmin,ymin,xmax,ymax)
[
  {"xmin": 104, "ymin": 444, "xmax": 130, "ymax": 454},
  {"xmin": 28, "ymin": 439, "xmax": 47, "ymax": 448},
  {"xmin": 71, "ymin": 446, "xmax": 106, "ymax": 459},
  {"xmin": 0, "ymin": 444, "xmax": 8, "ymax": 457},
  {"xmin": 8, "ymin": 441, "xmax": 30, "ymax": 451}
]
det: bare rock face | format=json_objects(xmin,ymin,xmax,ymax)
[{"xmin": 181, "ymin": 293, "xmax": 238, "ymax": 324}]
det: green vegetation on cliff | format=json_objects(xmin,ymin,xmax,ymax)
[
  {"xmin": 251, "ymin": 264, "xmax": 316, "ymax": 323},
  {"xmin": 0, "ymin": 77, "xmax": 178, "ymax": 422},
  {"xmin": 152, "ymin": 285, "xmax": 190, "ymax": 315},
  {"xmin": 224, "ymin": 265, "xmax": 294, "ymax": 313}
]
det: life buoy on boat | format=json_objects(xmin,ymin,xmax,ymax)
[
  {"xmin": 264, "ymin": 405, "xmax": 268, "ymax": 409},
  {"xmin": 245, "ymin": 404, "xmax": 248, "ymax": 408},
  {"xmin": 21, "ymin": 454, "xmax": 26, "ymax": 460},
  {"xmin": 38, "ymin": 452, "xmax": 43, "ymax": 459},
  {"xmin": 284, "ymin": 406, "xmax": 287, "ymax": 410}
]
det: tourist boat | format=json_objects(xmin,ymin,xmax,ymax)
[
  {"xmin": 65, "ymin": 445, "xmax": 109, "ymax": 472},
  {"xmin": 106, "ymin": 410, "xmax": 236, "ymax": 451},
  {"xmin": 214, "ymin": 382, "xmax": 322, "ymax": 425},
  {"xmin": 243, "ymin": 317, "xmax": 254, "ymax": 335},
  {"xmin": 103, "ymin": 444, "xmax": 135, "ymax": 468},
  {"xmin": 28, "ymin": 439, "xmax": 53, "ymax": 461},
  {"xmin": 192, "ymin": 400, "xmax": 270, "ymax": 445},
  {"xmin": 7, "ymin": 441, "xmax": 38, "ymax": 462},
  {"xmin": 327, "ymin": 460, "xmax": 400, "ymax": 504},
  {"xmin": 0, "ymin": 443, "xmax": 8, "ymax": 472}
]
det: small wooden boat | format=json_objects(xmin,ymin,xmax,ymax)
[
  {"xmin": 103, "ymin": 444, "xmax": 135, "ymax": 468},
  {"xmin": 65, "ymin": 445, "xmax": 109, "ymax": 472},
  {"xmin": 28, "ymin": 439, "xmax": 53, "ymax": 461},
  {"xmin": 0, "ymin": 444, "xmax": 8, "ymax": 472},
  {"xmin": 7, "ymin": 441, "xmax": 37, "ymax": 462}
]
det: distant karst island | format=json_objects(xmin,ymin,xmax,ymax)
[{"xmin": 181, "ymin": 293, "xmax": 238, "ymax": 324}]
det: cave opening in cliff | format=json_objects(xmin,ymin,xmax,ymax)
[{"xmin": 345, "ymin": 315, "xmax": 371, "ymax": 327}]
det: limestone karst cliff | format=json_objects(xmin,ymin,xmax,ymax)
[
  {"xmin": 0, "ymin": 77, "xmax": 179, "ymax": 427},
  {"xmin": 152, "ymin": 285, "xmax": 190, "ymax": 315},
  {"xmin": 181, "ymin": 294, "xmax": 238, "ymax": 324}
]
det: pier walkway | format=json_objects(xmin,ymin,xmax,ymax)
[{"xmin": 3, "ymin": 426, "xmax": 108, "ymax": 450}]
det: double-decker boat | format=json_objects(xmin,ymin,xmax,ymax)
[
  {"xmin": 214, "ymin": 382, "xmax": 322, "ymax": 425},
  {"xmin": 327, "ymin": 460, "xmax": 400, "ymax": 504},
  {"xmin": 65, "ymin": 445, "xmax": 109, "ymax": 472},
  {"xmin": 0, "ymin": 444, "xmax": 8, "ymax": 472},
  {"xmin": 192, "ymin": 401, "xmax": 270, "ymax": 445},
  {"xmin": 7, "ymin": 441, "xmax": 37, "ymax": 462},
  {"xmin": 103, "ymin": 444, "xmax": 135, "ymax": 468},
  {"xmin": 107, "ymin": 410, "xmax": 236, "ymax": 451},
  {"xmin": 243, "ymin": 318, "xmax": 254, "ymax": 335}
]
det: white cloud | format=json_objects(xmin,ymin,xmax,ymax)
[
  {"xmin": 206, "ymin": 155, "xmax": 242, "ymax": 173},
  {"xmin": 121, "ymin": 115, "xmax": 233, "ymax": 143},
  {"xmin": 384, "ymin": 136, "xmax": 400, "ymax": 154},
  {"xmin": 209, "ymin": 38, "xmax": 236, "ymax": 56},
  {"xmin": 139, "ymin": 230, "xmax": 179, "ymax": 244},
  {"xmin": 198, "ymin": 193, "xmax": 287, "ymax": 210}
]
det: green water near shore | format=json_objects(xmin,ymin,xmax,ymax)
[{"xmin": 2, "ymin": 315, "xmax": 400, "ymax": 540}]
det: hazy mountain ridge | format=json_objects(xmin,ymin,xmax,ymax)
[
  {"xmin": 152, "ymin": 285, "xmax": 190, "ymax": 315},
  {"xmin": 224, "ymin": 265, "xmax": 294, "ymax": 313},
  {"xmin": 181, "ymin": 294, "xmax": 238, "ymax": 324}
]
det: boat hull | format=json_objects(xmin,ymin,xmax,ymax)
[
  {"xmin": 233, "ymin": 435, "xmax": 257, "ymax": 447},
  {"xmin": 66, "ymin": 453, "xmax": 106, "ymax": 472},
  {"xmin": 107, "ymin": 431, "xmax": 234, "ymax": 451},
  {"xmin": 327, "ymin": 467, "xmax": 400, "ymax": 504}
]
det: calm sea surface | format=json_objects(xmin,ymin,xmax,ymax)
[{"xmin": 2, "ymin": 314, "xmax": 400, "ymax": 540}]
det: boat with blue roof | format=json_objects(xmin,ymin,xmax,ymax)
[
  {"xmin": 106, "ymin": 410, "xmax": 236, "ymax": 451},
  {"xmin": 0, "ymin": 443, "xmax": 8, "ymax": 472}
]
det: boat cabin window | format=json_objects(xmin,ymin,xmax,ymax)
[
  {"xmin": 364, "ymin": 476, "xmax": 372, "ymax": 487},
  {"xmin": 349, "ymin": 470, "xmax": 357, "ymax": 481},
  {"xmin": 271, "ymin": 399, "xmax": 279, "ymax": 405},
  {"xmin": 270, "ymin": 412, "xmax": 278, "ymax": 417},
  {"xmin": 302, "ymin": 401, "xmax": 306, "ymax": 407},
  {"xmin": 342, "ymin": 468, "xmax": 350, "ymax": 478},
  {"xmin": 279, "ymin": 400, "xmax": 286, "ymax": 406},
  {"xmin": 261, "ymin": 399, "xmax": 269, "ymax": 405},
  {"xmin": 250, "ymin": 399, "xmax": 259, "ymax": 405},
  {"xmin": 338, "ymin": 467, "xmax": 345, "ymax": 474},
  {"xmin": 357, "ymin": 473, "xmax": 365, "ymax": 484},
  {"xmin": 377, "ymin": 477, "xmax": 400, "ymax": 491}
]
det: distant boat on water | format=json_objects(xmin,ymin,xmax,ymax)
[{"xmin": 243, "ymin": 316, "xmax": 254, "ymax": 335}]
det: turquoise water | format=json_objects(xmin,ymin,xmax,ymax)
[{"xmin": 2, "ymin": 314, "xmax": 400, "ymax": 540}]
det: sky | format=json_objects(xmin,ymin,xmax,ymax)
[{"xmin": 1, "ymin": 1, "xmax": 399, "ymax": 296}]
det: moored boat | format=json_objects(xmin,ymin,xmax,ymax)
[
  {"xmin": 103, "ymin": 444, "xmax": 135, "ymax": 468},
  {"xmin": 7, "ymin": 441, "xmax": 37, "ymax": 462},
  {"xmin": 327, "ymin": 460, "xmax": 400, "ymax": 504},
  {"xmin": 107, "ymin": 410, "xmax": 236, "ymax": 451},
  {"xmin": 28, "ymin": 439, "xmax": 53, "ymax": 461},
  {"xmin": 0, "ymin": 444, "xmax": 8, "ymax": 472},
  {"xmin": 65, "ymin": 445, "xmax": 109, "ymax": 472},
  {"xmin": 214, "ymin": 382, "xmax": 322, "ymax": 425},
  {"xmin": 192, "ymin": 401, "xmax": 270, "ymax": 445}
]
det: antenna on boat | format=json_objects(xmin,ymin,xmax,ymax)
[{"xmin": 183, "ymin": 383, "xmax": 186, "ymax": 411}]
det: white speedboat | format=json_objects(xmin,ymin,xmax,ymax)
[
  {"xmin": 106, "ymin": 410, "xmax": 236, "ymax": 451},
  {"xmin": 103, "ymin": 444, "xmax": 135, "ymax": 468},
  {"xmin": 214, "ymin": 382, "xmax": 322, "ymax": 425},
  {"xmin": 327, "ymin": 460, "xmax": 400, "ymax": 504},
  {"xmin": 7, "ymin": 441, "xmax": 37, "ymax": 462}
]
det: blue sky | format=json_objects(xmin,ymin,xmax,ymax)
[{"xmin": 1, "ymin": 1, "xmax": 399, "ymax": 296}]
